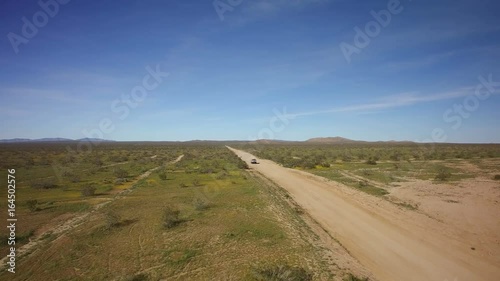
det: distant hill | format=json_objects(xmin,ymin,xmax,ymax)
[
  {"xmin": 305, "ymin": 137, "xmax": 364, "ymax": 144},
  {"xmin": 305, "ymin": 137, "xmax": 415, "ymax": 144},
  {"xmin": 0, "ymin": 138, "xmax": 114, "ymax": 143}
]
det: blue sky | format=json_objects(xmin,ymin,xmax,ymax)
[{"xmin": 1, "ymin": 0, "xmax": 499, "ymax": 142}]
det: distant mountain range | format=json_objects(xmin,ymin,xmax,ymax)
[
  {"xmin": 0, "ymin": 136, "xmax": 415, "ymax": 144},
  {"xmin": 253, "ymin": 137, "xmax": 414, "ymax": 144},
  {"xmin": 0, "ymin": 138, "xmax": 114, "ymax": 143}
]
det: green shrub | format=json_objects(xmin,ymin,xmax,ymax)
[
  {"xmin": 238, "ymin": 160, "xmax": 249, "ymax": 169},
  {"xmin": 113, "ymin": 168, "xmax": 128, "ymax": 178},
  {"xmin": 193, "ymin": 198, "xmax": 211, "ymax": 211},
  {"xmin": 344, "ymin": 273, "xmax": 368, "ymax": 281},
  {"xmin": 163, "ymin": 206, "xmax": 182, "ymax": 229},
  {"xmin": 365, "ymin": 158, "xmax": 377, "ymax": 165},
  {"xmin": 158, "ymin": 172, "xmax": 167, "ymax": 180},
  {"xmin": 26, "ymin": 200, "xmax": 39, "ymax": 212},
  {"xmin": 105, "ymin": 211, "xmax": 121, "ymax": 229},
  {"xmin": 251, "ymin": 264, "xmax": 312, "ymax": 281},
  {"xmin": 435, "ymin": 168, "xmax": 452, "ymax": 181},
  {"xmin": 81, "ymin": 184, "xmax": 97, "ymax": 197},
  {"xmin": 358, "ymin": 180, "xmax": 369, "ymax": 188},
  {"xmin": 31, "ymin": 178, "xmax": 57, "ymax": 189},
  {"xmin": 126, "ymin": 273, "xmax": 149, "ymax": 281}
]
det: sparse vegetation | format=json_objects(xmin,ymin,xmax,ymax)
[
  {"xmin": 251, "ymin": 264, "xmax": 313, "ymax": 281},
  {"xmin": 1, "ymin": 141, "xmax": 498, "ymax": 280},
  {"xmin": 30, "ymin": 178, "xmax": 57, "ymax": 189},
  {"xmin": 125, "ymin": 273, "xmax": 149, "ymax": 281}
]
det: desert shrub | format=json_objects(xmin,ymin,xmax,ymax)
[
  {"xmin": 361, "ymin": 169, "xmax": 372, "ymax": 176},
  {"xmin": 179, "ymin": 183, "xmax": 188, "ymax": 188},
  {"xmin": 344, "ymin": 273, "xmax": 368, "ymax": 281},
  {"xmin": 63, "ymin": 171, "xmax": 81, "ymax": 183},
  {"xmin": 494, "ymin": 175, "xmax": 500, "ymax": 180},
  {"xmin": 158, "ymin": 172, "xmax": 167, "ymax": 180},
  {"xmin": 342, "ymin": 154, "xmax": 353, "ymax": 162},
  {"xmin": 31, "ymin": 178, "xmax": 58, "ymax": 189},
  {"xmin": 302, "ymin": 160, "xmax": 316, "ymax": 169},
  {"xmin": 70, "ymin": 175, "xmax": 81, "ymax": 183},
  {"xmin": 26, "ymin": 200, "xmax": 39, "ymax": 212},
  {"xmin": 216, "ymin": 171, "xmax": 228, "ymax": 179},
  {"xmin": 238, "ymin": 160, "xmax": 249, "ymax": 170},
  {"xmin": 365, "ymin": 158, "xmax": 377, "ymax": 165},
  {"xmin": 358, "ymin": 180, "xmax": 369, "ymax": 188},
  {"xmin": 16, "ymin": 230, "xmax": 35, "ymax": 244},
  {"xmin": 126, "ymin": 273, "xmax": 149, "ymax": 281},
  {"xmin": 192, "ymin": 179, "xmax": 201, "ymax": 186},
  {"xmin": 104, "ymin": 211, "xmax": 121, "ymax": 229},
  {"xmin": 251, "ymin": 264, "xmax": 312, "ymax": 281},
  {"xmin": 320, "ymin": 162, "xmax": 330, "ymax": 168},
  {"xmin": 113, "ymin": 168, "xmax": 128, "ymax": 178},
  {"xmin": 193, "ymin": 198, "xmax": 211, "ymax": 211},
  {"xmin": 115, "ymin": 178, "xmax": 128, "ymax": 185},
  {"xmin": 163, "ymin": 206, "xmax": 182, "ymax": 229},
  {"xmin": 93, "ymin": 158, "xmax": 103, "ymax": 166},
  {"xmin": 81, "ymin": 184, "xmax": 97, "ymax": 197},
  {"xmin": 435, "ymin": 168, "xmax": 452, "ymax": 181}
]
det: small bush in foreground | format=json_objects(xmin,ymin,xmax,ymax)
[
  {"xmin": 125, "ymin": 273, "xmax": 149, "ymax": 281},
  {"xmin": 105, "ymin": 211, "xmax": 121, "ymax": 229},
  {"xmin": 494, "ymin": 174, "xmax": 500, "ymax": 180},
  {"xmin": 81, "ymin": 184, "xmax": 97, "ymax": 197},
  {"xmin": 365, "ymin": 158, "xmax": 377, "ymax": 165},
  {"xmin": 435, "ymin": 168, "xmax": 452, "ymax": 181},
  {"xmin": 251, "ymin": 264, "xmax": 312, "ymax": 281},
  {"xmin": 344, "ymin": 273, "xmax": 368, "ymax": 281},
  {"xmin": 31, "ymin": 178, "xmax": 57, "ymax": 189},
  {"xmin": 162, "ymin": 206, "xmax": 182, "ymax": 229},
  {"xmin": 158, "ymin": 171, "xmax": 167, "ymax": 180},
  {"xmin": 193, "ymin": 198, "xmax": 211, "ymax": 211},
  {"xmin": 26, "ymin": 199, "xmax": 39, "ymax": 212}
]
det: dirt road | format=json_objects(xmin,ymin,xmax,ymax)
[{"xmin": 228, "ymin": 147, "xmax": 500, "ymax": 281}]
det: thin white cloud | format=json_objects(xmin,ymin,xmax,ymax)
[
  {"xmin": 0, "ymin": 88, "xmax": 90, "ymax": 104},
  {"xmin": 285, "ymin": 87, "xmax": 487, "ymax": 118},
  {"xmin": 244, "ymin": 0, "xmax": 330, "ymax": 14}
]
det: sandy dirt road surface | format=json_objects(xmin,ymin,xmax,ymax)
[{"xmin": 228, "ymin": 147, "xmax": 500, "ymax": 281}]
